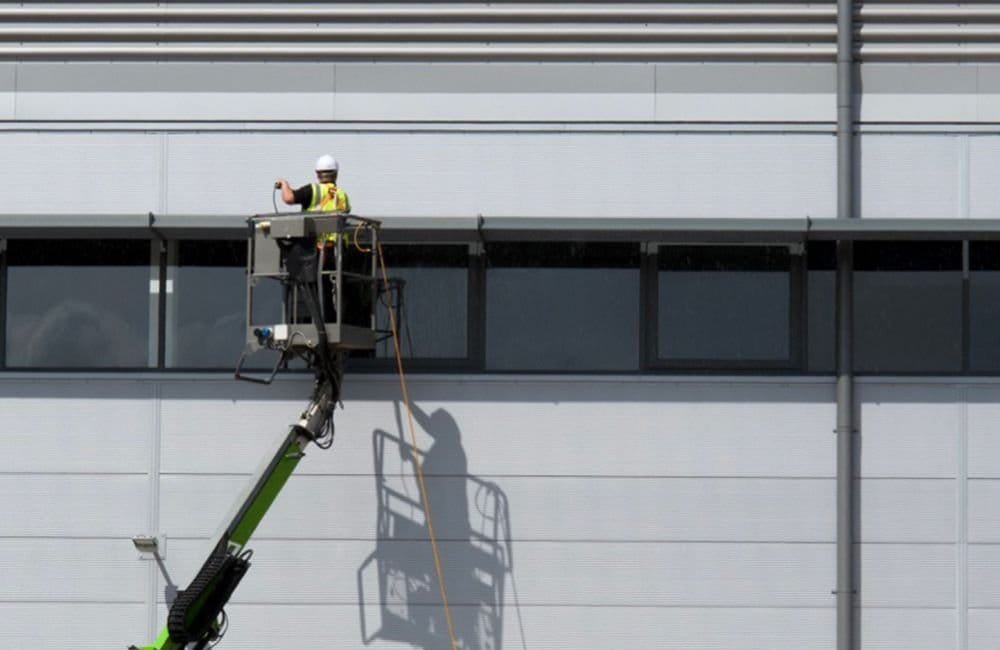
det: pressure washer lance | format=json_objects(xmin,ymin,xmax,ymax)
[{"xmin": 272, "ymin": 181, "xmax": 281, "ymax": 213}]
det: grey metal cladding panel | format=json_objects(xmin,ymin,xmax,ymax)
[
  {"xmin": 337, "ymin": 63, "xmax": 652, "ymax": 95},
  {"xmin": 0, "ymin": 475, "xmax": 147, "ymax": 537},
  {"xmin": 859, "ymin": 135, "xmax": 961, "ymax": 219},
  {"xmin": 970, "ymin": 137, "xmax": 1000, "ymax": 220},
  {"xmin": 655, "ymin": 63, "xmax": 834, "ymax": 122},
  {"xmin": 970, "ymin": 609, "xmax": 1000, "ymax": 650},
  {"xmin": 161, "ymin": 380, "xmax": 835, "ymax": 477},
  {"xmin": 969, "ymin": 480, "xmax": 1000, "ymax": 542},
  {"xmin": 334, "ymin": 63, "xmax": 655, "ymax": 121},
  {"xmin": 860, "ymin": 63, "xmax": 977, "ymax": 123},
  {"xmin": 858, "ymin": 384, "xmax": 959, "ymax": 479},
  {"xmin": 859, "ymin": 544, "xmax": 955, "ymax": 608},
  {"xmin": 0, "ymin": 133, "xmax": 160, "ymax": 214},
  {"xmin": 159, "ymin": 381, "xmax": 304, "ymax": 474},
  {"xmin": 0, "ymin": 603, "xmax": 146, "ymax": 649},
  {"xmin": 860, "ymin": 479, "xmax": 955, "ymax": 543},
  {"xmin": 166, "ymin": 132, "xmax": 835, "ymax": 218},
  {"xmin": 160, "ymin": 475, "xmax": 834, "ymax": 541},
  {"xmin": 976, "ymin": 65, "xmax": 1000, "ymax": 122},
  {"xmin": 864, "ymin": 65, "xmax": 978, "ymax": 96},
  {"xmin": 15, "ymin": 62, "xmax": 335, "ymax": 121},
  {"xmin": 210, "ymin": 603, "xmax": 835, "ymax": 650},
  {"xmin": 0, "ymin": 380, "xmax": 153, "ymax": 473},
  {"xmin": 165, "ymin": 539, "xmax": 833, "ymax": 608},
  {"xmin": 0, "ymin": 539, "xmax": 145, "ymax": 603},
  {"xmin": 968, "ymin": 544, "xmax": 1000, "ymax": 607},
  {"xmin": 17, "ymin": 62, "xmax": 316, "ymax": 93},
  {"xmin": 0, "ymin": 63, "xmax": 13, "ymax": 119},
  {"xmin": 966, "ymin": 387, "xmax": 1000, "ymax": 478},
  {"xmin": 860, "ymin": 609, "xmax": 956, "ymax": 650}
]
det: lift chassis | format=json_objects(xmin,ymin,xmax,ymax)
[{"xmin": 131, "ymin": 213, "xmax": 381, "ymax": 649}]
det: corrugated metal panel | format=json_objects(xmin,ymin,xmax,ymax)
[
  {"xmin": 968, "ymin": 387, "xmax": 1000, "ymax": 479},
  {"xmin": 860, "ymin": 63, "xmax": 979, "ymax": 123},
  {"xmin": 5, "ymin": 61, "xmax": 839, "ymax": 123},
  {"xmin": 163, "ymin": 131, "xmax": 836, "ymax": 218},
  {"xmin": 860, "ymin": 478, "xmax": 956, "ymax": 543},
  {"xmin": 0, "ymin": 539, "xmax": 146, "ymax": 602},
  {"xmin": 969, "ymin": 479, "xmax": 1000, "ymax": 542},
  {"xmin": 5, "ymin": 2, "xmax": 1000, "ymax": 63},
  {"xmin": 860, "ymin": 544, "xmax": 956, "ymax": 608},
  {"xmin": 5, "ymin": 376, "xmax": 998, "ymax": 648},
  {"xmin": 969, "ymin": 544, "xmax": 1000, "ymax": 608},
  {"xmin": 859, "ymin": 384, "xmax": 960, "ymax": 479},
  {"xmin": 970, "ymin": 610, "xmax": 1000, "ymax": 650},
  {"xmin": 860, "ymin": 2, "xmax": 1000, "ymax": 62},
  {"xmin": 0, "ymin": 380, "xmax": 154, "ymax": 473},
  {"xmin": 0, "ymin": 3, "xmax": 837, "ymax": 62},
  {"xmin": 165, "ymin": 538, "xmax": 833, "ymax": 608},
  {"xmin": 0, "ymin": 63, "xmax": 12, "ymax": 119},
  {"xmin": 162, "ymin": 380, "xmax": 835, "ymax": 477},
  {"xmin": 0, "ymin": 475, "xmax": 148, "ymax": 537},
  {"xmin": 0, "ymin": 133, "xmax": 161, "ymax": 215},
  {"xmin": 0, "ymin": 603, "xmax": 147, "ymax": 649},
  {"xmin": 970, "ymin": 138, "xmax": 1000, "ymax": 220},
  {"xmin": 210, "ymin": 603, "xmax": 836, "ymax": 650},
  {"xmin": 860, "ymin": 609, "xmax": 957, "ymax": 650},
  {"xmin": 859, "ymin": 135, "xmax": 963, "ymax": 219},
  {"xmin": 335, "ymin": 62, "xmax": 657, "ymax": 122},
  {"xmin": 161, "ymin": 474, "xmax": 834, "ymax": 541},
  {"xmin": 14, "ymin": 61, "xmax": 336, "ymax": 121}
]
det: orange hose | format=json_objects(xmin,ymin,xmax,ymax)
[{"xmin": 375, "ymin": 238, "xmax": 459, "ymax": 650}]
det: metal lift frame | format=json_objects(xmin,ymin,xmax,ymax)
[{"xmin": 131, "ymin": 212, "xmax": 381, "ymax": 650}]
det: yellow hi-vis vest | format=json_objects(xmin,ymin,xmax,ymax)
[
  {"xmin": 308, "ymin": 182, "xmax": 351, "ymax": 213},
  {"xmin": 308, "ymin": 182, "xmax": 352, "ymax": 244}
]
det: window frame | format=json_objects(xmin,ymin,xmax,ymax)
[
  {"xmin": 347, "ymin": 241, "xmax": 483, "ymax": 374},
  {"xmin": 852, "ymin": 239, "xmax": 967, "ymax": 376},
  {"xmin": 5, "ymin": 227, "xmax": 1000, "ymax": 377},
  {"xmin": 644, "ymin": 242, "xmax": 806, "ymax": 373},
  {"xmin": 482, "ymin": 240, "xmax": 644, "ymax": 374},
  {"xmin": 1, "ymin": 236, "xmax": 159, "ymax": 371}
]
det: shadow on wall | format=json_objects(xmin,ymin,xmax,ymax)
[{"xmin": 357, "ymin": 403, "xmax": 519, "ymax": 650}]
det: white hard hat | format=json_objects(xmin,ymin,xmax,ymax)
[{"xmin": 315, "ymin": 154, "xmax": 339, "ymax": 172}]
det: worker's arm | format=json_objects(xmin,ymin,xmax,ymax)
[{"xmin": 275, "ymin": 179, "xmax": 297, "ymax": 205}]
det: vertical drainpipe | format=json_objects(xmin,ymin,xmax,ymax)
[{"xmin": 836, "ymin": 0, "xmax": 857, "ymax": 649}]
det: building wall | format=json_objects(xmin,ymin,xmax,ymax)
[
  {"xmin": 4, "ymin": 3, "xmax": 1000, "ymax": 648},
  {"xmin": 2, "ymin": 374, "xmax": 998, "ymax": 649},
  {"xmin": 3, "ymin": 62, "xmax": 1000, "ymax": 221}
]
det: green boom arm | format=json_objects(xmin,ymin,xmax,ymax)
[{"xmin": 130, "ymin": 379, "xmax": 337, "ymax": 650}]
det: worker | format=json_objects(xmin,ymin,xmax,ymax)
[
  {"xmin": 275, "ymin": 153, "xmax": 351, "ymax": 214},
  {"xmin": 274, "ymin": 155, "xmax": 360, "ymax": 324}
]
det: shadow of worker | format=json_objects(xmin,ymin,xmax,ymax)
[{"xmin": 359, "ymin": 404, "xmax": 513, "ymax": 650}]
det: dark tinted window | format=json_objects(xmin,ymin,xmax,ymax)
[
  {"xmin": 5, "ymin": 239, "xmax": 151, "ymax": 368},
  {"xmin": 970, "ymin": 242, "xmax": 1000, "ymax": 372},
  {"xmin": 657, "ymin": 245, "xmax": 794, "ymax": 364},
  {"xmin": 854, "ymin": 241, "xmax": 962, "ymax": 373},
  {"xmin": 486, "ymin": 242, "xmax": 640, "ymax": 371},
  {"xmin": 167, "ymin": 241, "xmax": 262, "ymax": 369},
  {"xmin": 807, "ymin": 241, "xmax": 836, "ymax": 373},
  {"xmin": 375, "ymin": 245, "xmax": 469, "ymax": 360}
]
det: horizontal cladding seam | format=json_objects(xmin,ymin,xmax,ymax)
[
  {"xmin": 0, "ymin": 537, "xmax": 967, "ymax": 545},
  {"xmin": 14, "ymin": 6, "xmax": 1000, "ymax": 23},
  {"xmin": 10, "ymin": 27, "xmax": 1000, "ymax": 44},
  {"xmin": 7, "ymin": 46, "xmax": 1000, "ymax": 63},
  {"xmin": 0, "ymin": 601, "xmax": 848, "ymax": 609},
  {"xmin": 0, "ymin": 7, "xmax": 842, "ymax": 23}
]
